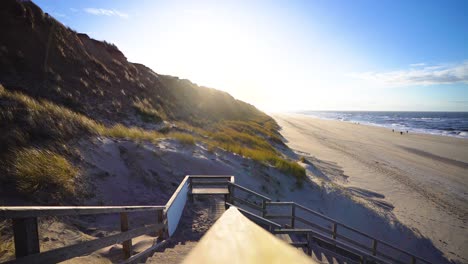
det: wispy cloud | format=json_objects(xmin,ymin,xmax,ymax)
[
  {"xmin": 349, "ymin": 61, "xmax": 468, "ymax": 86},
  {"xmin": 409, "ymin": 62, "xmax": 426, "ymax": 67},
  {"xmin": 84, "ymin": 8, "xmax": 129, "ymax": 18}
]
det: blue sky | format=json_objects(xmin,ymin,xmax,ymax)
[{"xmin": 34, "ymin": 0, "xmax": 468, "ymax": 111}]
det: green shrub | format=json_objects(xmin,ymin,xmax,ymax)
[{"xmin": 13, "ymin": 148, "xmax": 77, "ymax": 196}]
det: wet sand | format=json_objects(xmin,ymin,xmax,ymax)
[{"xmin": 274, "ymin": 113, "xmax": 468, "ymax": 262}]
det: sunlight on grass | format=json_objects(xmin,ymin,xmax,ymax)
[
  {"xmin": 169, "ymin": 132, "xmax": 196, "ymax": 145},
  {"xmin": 13, "ymin": 148, "xmax": 77, "ymax": 195},
  {"xmin": 1, "ymin": 85, "xmax": 305, "ymax": 184}
]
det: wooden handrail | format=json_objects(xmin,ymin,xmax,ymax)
[
  {"xmin": 225, "ymin": 203, "xmax": 281, "ymax": 229},
  {"xmin": 228, "ymin": 182, "xmax": 271, "ymax": 201},
  {"xmin": 230, "ymin": 185, "xmax": 433, "ymax": 264},
  {"xmin": 4, "ymin": 223, "xmax": 164, "ymax": 264},
  {"xmin": 1, "ymin": 175, "xmax": 433, "ymax": 264},
  {"xmin": 0, "ymin": 205, "xmax": 165, "ymax": 219}
]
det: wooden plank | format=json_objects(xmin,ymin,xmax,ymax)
[
  {"xmin": 181, "ymin": 207, "xmax": 316, "ymax": 264},
  {"xmin": 0, "ymin": 206, "xmax": 165, "ymax": 219},
  {"xmin": 12, "ymin": 217, "xmax": 39, "ymax": 258},
  {"xmin": 5, "ymin": 223, "xmax": 164, "ymax": 264},
  {"xmin": 264, "ymin": 214, "xmax": 292, "ymax": 219},
  {"xmin": 187, "ymin": 175, "xmax": 233, "ymax": 179},
  {"xmin": 120, "ymin": 213, "xmax": 132, "ymax": 259},
  {"xmin": 165, "ymin": 176, "xmax": 190, "ymax": 211},
  {"xmin": 226, "ymin": 203, "xmax": 281, "ymax": 229},
  {"xmin": 228, "ymin": 183, "xmax": 271, "ymax": 201},
  {"xmin": 265, "ymin": 202, "xmax": 295, "ymax": 206},
  {"xmin": 231, "ymin": 197, "xmax": 263, "ymax": 211},
  {"xmin": 295, "ymin": 216, "xmax": 332, "ymax": 235},
  {"xmin": 119, "ymin": 239, "xmax": 168, "ymax": 264},
  {"xmin": 191, "ymin": 188, "xmax": 229, "ymax": 195},
  {"xmin": 191, "ymin": 182, "xmax": 230, "ymax": 186}
]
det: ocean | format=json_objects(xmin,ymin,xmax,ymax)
[{"xmin": 299, "ymin": 111, "xmax": 468, "ymax": 138}]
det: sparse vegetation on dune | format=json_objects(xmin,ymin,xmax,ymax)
[
  {"xmin": 0, "ymin": 85, "xmax": 305, "ymax": 192},
  {"xmin": 133, "ymin": 99, "xmax": 164, "ymax": 123},
  {"xmin": 169, "ymin": 132, "xmax": 196, "ymax": 145},
  {"xmin": 0, "ymin": 0, "xmax": 305, "ymax": 197}
]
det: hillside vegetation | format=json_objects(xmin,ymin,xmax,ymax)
[{"xmin": 0, "ymin": 0, "xmax": 305, "ymax": 202}]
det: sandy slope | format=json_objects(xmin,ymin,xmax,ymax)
[{"xmin": 273, "ymin": 113, "xmax": 468, "ymax": 263}]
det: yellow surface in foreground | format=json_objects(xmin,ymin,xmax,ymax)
[{"xmin": 182, "ymin": 207, "xmax": 315, "ymax": 264}]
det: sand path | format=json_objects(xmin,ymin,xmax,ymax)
[{"xmin": 274, "ymin": 114, "xmax": 468, "ymax": 262}]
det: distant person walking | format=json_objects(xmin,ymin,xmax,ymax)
[{"xmin": 400, "ymin": 131, "xmax": 403, "ymax": 135}]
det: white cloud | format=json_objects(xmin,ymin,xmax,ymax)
[
  {"xmin": 409, "ymin": 62, "xmax": 426, "ymax": 67},
  {"xmin": 349, "ymin": 61, "xmax": 468, "ymax": 86},
  {"xmin": 84, "ymin": 8, "xmax": 129, "ymax": 18}
]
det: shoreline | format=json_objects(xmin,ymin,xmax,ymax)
[
  {"xmin": 274, "ymin": 113, "xmax": 468, "ymax": 262},
  {"xmin": 289, "ymin": 112, "xmax": 468, "ymax": 139}
]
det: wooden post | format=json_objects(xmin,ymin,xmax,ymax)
[
  {"xmin": 157, "ymin": 210, "xmax": 166, "ymax": 240},
  {"xmin": 332, "ymin": 223, "xmax": 337, "ymax": 239},
  {"xmin": 13, "ymin": 217, "xmax": 40, "ymax": 258},
  {"xmin": 411, "ymin": 256, "xmax": 416, "ymax": 264},
  {"xmin": 261, "ymin": 200, "xmax": 266, "ymax": 218},
  {"xmin": 290, "ymin": 204, "xmax": 295, "ymax": 228},
  {"xmin": 120, "ymin": 213, "xmax": 132, "ymax": 259},
  {"xmin": 231, "ymin": 185, "xmax": 235, "ymax": 205},
  {"xmin": 306, "ymin": 233, "xmax": 312, "ymax": 256},
  {"xmin": 372, "ymin": 239, "xmax": 377, "ymax": 256},
  {"xmin": 226, "ymin": 184, "xmax": 231, "ymax": 209},
  {"xmin": 189, "ymin": 177, "xmax": 194, "ymax": 202}
]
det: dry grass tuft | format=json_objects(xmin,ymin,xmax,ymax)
[
  {"xmin": 169, "ymin": 132, "xmax": 196, "ymax": 145},
  {"xmin": 13, "ymin": 148, "xmax": 77, "ymax": 196},
  {"xmin": 133, "ymin": 99, "xmax": 163, "ymax": 123}
]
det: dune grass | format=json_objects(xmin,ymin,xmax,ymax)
[
  {"xmin": 169, "ymin": 132, "xmax": 196, "ymax": 145},
  {"xmin": 1, "ymin": 85, "xmax": 305, "ymax": 186},
  {"xmin": 13, "ymin": 148, "xmax": 77, "ymax": 196},
  {"xmin": 0, "ymin": 85, "xmax": 164, "ymax": 145},
  {"xmin": 133, "ymin": 99, "xmax": 163, "ymax": 123}
]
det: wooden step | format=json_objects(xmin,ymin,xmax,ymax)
[{"xmin": 191, "ymin": 188, "xmax": 229, "ymax": 195}]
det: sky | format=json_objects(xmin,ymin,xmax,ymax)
[{"xmin": 35, "ymin": 0, "xmax": 468, "ymax": 112}]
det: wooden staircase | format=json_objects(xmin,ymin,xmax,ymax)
[{"xmin": 0, "ymin": 175, "xmax": 433, "ymax": 264}]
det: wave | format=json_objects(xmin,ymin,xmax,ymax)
[{"xmin": 299, "ymin": 111, "xmax": 468, "ymax": 139}]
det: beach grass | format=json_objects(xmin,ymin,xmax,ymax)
[
  {"xmin": 13, "ymin": 148, "xmax": 77, "ymax": 196},
  {"xmin": 1, "ymin": 85, "xmax": 305, "ymax": 186}
]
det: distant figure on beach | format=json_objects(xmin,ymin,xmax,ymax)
[
  {"xmin": 392, "ymin": 129, "xmax": 394, "ymax": 132},
  {"xmin": 400, "ymin": 131, "xmax": 403, "ymax": 135},
  {"xmin": 406, "ymin": 130, "xmax": 408, "ymax": 133}
]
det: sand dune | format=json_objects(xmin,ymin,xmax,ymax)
[{"xmin": 274, "ymin": 113, "xmax": 468, "ymax": 263}]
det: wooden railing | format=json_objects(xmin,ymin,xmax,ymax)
[
  {"xmin": 227, "ymin": 182, "xmax": 433, "ymax": 264},
  {"xmin": 0, "ymin": 206, "xmax": 166, "ymax": 264},
  {"xmin": 0, "ymin": 176, "xmax": 434, "ymax": 264},
  {"xmin": 0, "ymin": 175, "xmax": 235, "ymax": 264}
]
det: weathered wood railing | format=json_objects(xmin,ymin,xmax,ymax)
[
  {"xmin": 227, "ymin": 182, "xmax": 433, "ymax": 264},
  {"xmin": 0, "ymin": 206, "xmax": 166, "ymax": 264},
  {"xmin": 0, "ymin": 175, "xmax": 235, "ymax": 263},
  {"xmin": 0, "ymin": 176, "xmax": 434, "ymax": 264}
]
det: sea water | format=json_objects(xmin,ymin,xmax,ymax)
[{"xmin": 299, "ymin": 111, "xmax": 468, "ymax": 138}]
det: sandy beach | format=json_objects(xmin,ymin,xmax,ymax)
[{"xmin": 274, "ymin": 113, "xmax": 468, "ymax": 262}]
